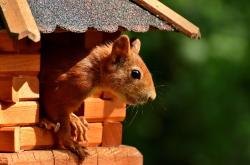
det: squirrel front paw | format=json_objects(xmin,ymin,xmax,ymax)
[
  {"xmin": 39, "ymin": 113, "xmax": 88, "ymax": 142},
  {"xmin": 70, "ymin": 113, "xmax": 89, "ymax": 142}
]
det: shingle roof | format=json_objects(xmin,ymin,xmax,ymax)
[{"xmin": 28, "ymin": 0, "xmax": 174, "ymax": 33}]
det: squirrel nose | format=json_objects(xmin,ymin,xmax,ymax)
[
  {"xmin": 148, "ymin": 91, "xmax": 156, "ymax": 102},
  {"xmin": 148, "ymin": 97, "xmax": 154, "ymax": 102}
]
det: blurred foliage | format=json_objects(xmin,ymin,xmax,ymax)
[{"xmin": 124, "ymin": 0, "xmax": 250, "ymax": 165}]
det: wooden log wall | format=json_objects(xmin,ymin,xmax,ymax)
[
  {"xmin": 0, "ymin": 30, "xmax": 127, "ymax": 150},
  {"xmin": 0, "ymin": 146, "xmax": 143, "ymax": 165},
  {"xmin": 0, "ymin": 30, "xmax": 143, "ymax": 164}
]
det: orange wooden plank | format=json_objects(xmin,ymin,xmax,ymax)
[
  {"xmin": 0, "ymin": 0, "xmax": 40, "ymax": 42},
  {"xmin": 53, "ymin": 150, "xmax": 79, "ymax": 165},
  {"xmin": 0, "ymin": 54, "xmax": 40, "ymax": 75},
  {"xmin": 12, "ymin": 151, "xmax": 40, "ymax": 165},
  {"xmin": 113, "ymin": 146, "xmax": 128, "ymax": 165},
  {"xmin": 80, "ymin": 123, "xmax": 103, "ymax": 147},
  {"xmin": 0, "ymin": 101, "xmax": 39, "ymax": 126},
  {"xmin": 0, "ymin": 146, "xmax": 142, "ymax": 165},
  {"xmin": 0, "ymin": 76, "xmax": 39, "ymax": 102},
  {"xmin": 0, "ymin": 124, "xmax": 103, "ymax": 153},
  {"xmin": 0, "ymin": 155, "xmax": 9, "ymax": 164},
  {"xmin": 20, "ymin": 126, "xmax": 54, "ymax": 150},
  {"xmin": 133, "ymin": 0, "xmax": 201, "ymax": 39},
  {"xmin": 0, "ymin": 30, "xmax": 41, "ymax": 53},
  {"xmin": 0, "ymin": 127, "xmax": 20, "ymax": 152},
  {"xmin": 19, "ymin": 123, "xmax": 103, "ymax": 150},
  {"xmin": 13, "ymin": 76, "xmax": 39, "ymax": 101},
  {"xmin": 0, "ymin": 30, "xmax": 16, "ymax": 52},
  {"xmin": 16, "ymin": 38, "xmax": 41, "ymax": 54},
  {"xmin": 97, "ymin": 147, "xmax": 116, "ymax": 165},
  {"xmin": 82, "ymin": 98, "xmax": 126, "ymax": 122},
  {"xmin": 102, "ymin": 122, "xmax": 122, "ymax": 147},
  {"xmin": 81, "ymin": 147, "xmax": 98, "ymax": 165},
  {"xmin": 32, "ymin": 150, "xmax": 55, "ymax": 165},
  {"xmin": 127, "ymin": 146, "xmax": 143, "ymax": 165},
  {"xmin": 0, "ymin": 150, "xmax": 54, "ymax": 165},
  {"xmin": 0, "ymin": 77, "xmax": 18, "ymax": 102}
]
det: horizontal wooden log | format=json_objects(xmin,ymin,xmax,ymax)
[
  {"xmin": 79, "ymin": 123, "xmax": 103, "ymax": 147},
  {"xmin": 0, "ymin": 124, "xmax": 103, "ymax": 152},
  {"xmin": 102, "ymin": 122, "xmax": 122, "ymax": 147},
  {"xmin": 13, "ymin": 76, "xmax": 39, "ymax": 101},
  {"xmin": 15, "ymin": 38, "xmax": 41, "ymax": 54},
  {"xmin": 0, "ymin": 146, "xmax": 143, "ymax": 165},
  {"xmin": 97, "ymin": 147, "xmax": 115, "ymax": 165},
  {"xmin": 0, "ymin": 31, "xmax": 16, "ymax": 52},
  {"xmin": 0, "ymin": 54, "xmax": 40, "ymax": 75},
  {"xmin": 20, "ymin": 126, "xmax": 54, "ymax": 150},
  {"xmin": 0, "ymin": 30, "xmax": 41, "ymax": 53},
  {"xmin": 0, "ymin": 77, "xmax": 18, "ymax": 102},
  {"xmin": 81, "ymin": 98, "xmax": 126, "ymax": 122},
  {"xmin": 0, "ymin": 101, "xmax": 39, "ymax": 126},
  {"xmin": 0, "ymin": 76, "xmax": 39, "ymax": 102},
  {"xmin": 0, "ymin": 127, "xmax": 20, "ymax": 152}
]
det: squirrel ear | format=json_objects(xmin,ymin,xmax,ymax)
[
  {"xmin": 131, "ymin": 38, "xmax": 141, "ymax": 54},
  {"xmin": 111, "ymin": 35, "xmax": 131, "ymax": 63}
]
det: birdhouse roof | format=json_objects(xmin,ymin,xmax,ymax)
[{"xmin": 0, "ymin": 0, "xmax": 200, "ymax": 42}]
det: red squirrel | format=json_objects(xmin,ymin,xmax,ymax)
[{"xmin": 40, "ymin": 34, "xmax": 156, "ymax": 159}]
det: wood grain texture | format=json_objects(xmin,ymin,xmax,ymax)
[
  {"xmin": 13, "ymin": 76, "xmax": 39, "ymax": 101},
  {"xmin": 0, "ymin": 124, "xmax": 103, "ymax": 152},
  {"xmin": 0, "ymin": 54, "xmax": 40, "ymax": 75},
  {"xmin": 112, "ymin": 146, "xmax": 128, "ymax": 165},
  {"xmin": 102, "ymin": 122, "xmax": 122, "ymax": 147},
  {"xmin": 0, "ymin": 127, "xmax": 20, "ymax": 152},
  {"xmin": 0, "ymin": 146, "xmax": 143, "ymax": 165},
  {"xmin": 0, "ymin": 30, "xmax": 41, "ymax": 53},
  {"xmin": 82, "ymin": 98, "xmax": 126, "ymax": 122},
  {"xmin": 20, "ymin": 124, "xmax": 103, "ymax": 150},
  {"xmin": 0, "ymin": 77, "xmax": 18, "ymax": 102},
  {"xmin": 0, "ymin": 0, "xmax": 40, "ymax": 42},
  {"xmin": 81, "ymin": 147, "xmax": 97, "ymax": 165},
  {"xmin": 0, "ymin": 101, "xmax": 39, "ymax": 126},
  {"xmin": 127, "ymin": 146, "xmax": 144, "ymax": 165},
  {"xmin": 15, "ymin": 38, "xmax": 41, "ymax": 53},
  {"xmin": 80, "ymin": 123, "xmax": 103, "ymax": 147},
  {"xmin": 52, "ymin": 150, "xmax": 79, "ymax": 165},
  {"xmin": 0, "ymin": 76, "xmax": 39, "ymax": 102},
  {"xmin": 0, "ymin": 30, "xmax": 16, "ymax": 52},
  {"xmin": 133, "ymin": 0, "xmax": 201, "ymax": 39},
  {"xmin": 20, "ymin": 126, "xmax": 54, "ymax": 150},
  {"xmin": 97, "ymin": 147, "xmax": 116, "ymax": 165}
]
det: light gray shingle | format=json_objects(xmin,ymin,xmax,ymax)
[{"xmin": 28, "ymin": 0, "xmax": 173, "ymax": 33}]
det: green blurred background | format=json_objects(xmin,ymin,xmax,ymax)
[{"xmin": 124, "ymin": 0, "xmax": 250, "ymax": 165}]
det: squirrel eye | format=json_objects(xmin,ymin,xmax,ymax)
[{"xmin": 131, "ymin": 69, "xmax": 141, "ymax": 80}]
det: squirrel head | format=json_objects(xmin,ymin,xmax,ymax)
[{"xmin": 100, "ymin": 35, "xmax": 156, "ymax": 105}]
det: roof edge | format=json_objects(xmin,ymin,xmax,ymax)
[
  {"xmin": 0, "ymin": 0, "xmax": 40, "ymax": 42},
  {"xmin": 133, "ymin": 0, "xmax": 201, "ymax": 39}
]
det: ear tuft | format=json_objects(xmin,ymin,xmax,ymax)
[
  {"xmin": 111, "ymin": 35, "xmax": 131, "ymax": 64},
  {"xmin": 113, "ymin": 35, "xmax": 130, "ymax": 54},
  {"xmin": 131, "ymin": 38, "xmax": 141, "ymax": 54}
]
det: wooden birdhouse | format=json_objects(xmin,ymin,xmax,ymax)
[{"xmin": 0, "ymin": 0, "xmax": 200, "ymax": 164}]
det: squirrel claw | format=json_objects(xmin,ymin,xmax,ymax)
[
  {"xmin": 59, "ymin": 139, "xmax": 89, "ymax": 160},
  {"xmin": 70, "ymin": 113, "xmax": 89, "ymax": 142},
  {"xmin": 39, "ymin": 118, "xmax": 60, "ymax": 133}
]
